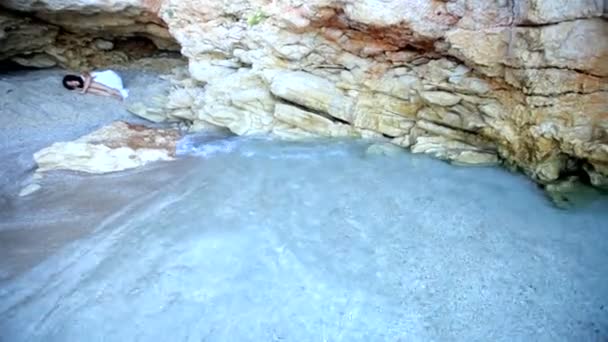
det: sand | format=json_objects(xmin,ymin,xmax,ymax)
[{"xmin": 0, "ymin": 67, "xmax": 172, "ymax": 196}]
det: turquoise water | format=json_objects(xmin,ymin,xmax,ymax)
[{"xmin": 1, "ymin": 137, "xmax": 607, "ymax": 341}]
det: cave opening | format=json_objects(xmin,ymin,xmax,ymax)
[{"xmin": 0, "ymin": 59, "xmax": 40, "ymax": 72}]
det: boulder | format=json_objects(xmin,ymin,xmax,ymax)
[{"xmin": 34, "ymin": 121, "xmax": 180, "ymax": 174}]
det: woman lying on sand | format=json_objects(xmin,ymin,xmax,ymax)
[{"xmin": 62, "ymin": 70, "xmax": 129, "ymax": 100}]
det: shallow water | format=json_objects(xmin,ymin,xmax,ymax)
[{"xmin": 1, "ymin": 137, "xmax": 607, "ymax": 341}]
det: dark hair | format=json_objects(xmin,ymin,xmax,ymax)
[{"xmin": 62, "ymin": 74, "xmax": 84, "ymax": 90}]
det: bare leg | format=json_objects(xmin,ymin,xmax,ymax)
[
  {"xmin": 86, "ymin": 87, "xmax": 122, "ymax": 100},
  {"xmin": 88, "ymin": 83, "xmax": 124, "ymax": 100}
]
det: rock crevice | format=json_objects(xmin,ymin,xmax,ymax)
[{"xmin": 1, "ymin": 0, "xmax": 180, "ymax": 69}]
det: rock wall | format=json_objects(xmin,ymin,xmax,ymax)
[
  {"xmin": 3, "ymin": 0, "xmax": 608, "ymax": 187},
  {"xmin": 154, "ymin": 0, "xmax": 607, "ymax": 187},
  {"xmin": 1, "ymin": 0, "xmax": 179, "ymax": 69}
]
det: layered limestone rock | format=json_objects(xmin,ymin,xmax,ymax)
[
  {"xmin": 34, "ymin": 121, "xmax": 180, "ymax": 174},
  {"xmin": 4, "ymin": 0, "xmax": 608, "ymax": 187},
  {"xmin": 1, "ymin": 0, "xmax": 179, "ymax": 69},
  {"xmin": 141, "ymin": 0, "xmax": 606, "ymax": 186},
  {"xmin": 0, "ymin": 12, "xmax": 59, "ymax": 66}
]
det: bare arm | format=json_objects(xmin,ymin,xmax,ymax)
[{"xmin": 81, "ymin": 72, "xmax": 93, "ymax": 94}]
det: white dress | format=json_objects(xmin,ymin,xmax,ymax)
[{"xmin": 90, "ymin": 70, "xmax": 129, "ymax": 99}]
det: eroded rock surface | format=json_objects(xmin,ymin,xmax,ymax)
[
  {"xmin": 0, "ymin": 12, "xmax": 59, "ymax": 66},
  {"xmin": 1, "ymin": 0, "xmax": 179, "ymax": 69},
  {"xmin": 34, "ymin": 121, "xmax": 180, "ymax": 174},
  {"xmin": 151, "ymin": 0, "xmax": 607, "ymax": 185},
  {"xmin": 4, "ymin": 0, "xmax": 608, "ymax": 186}
]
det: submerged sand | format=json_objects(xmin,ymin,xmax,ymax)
[
  {"xmin": 1, "ymin": 67, "xmax": 607, "ymax": 341},
  {"xmin": 1, "ymin": 137, "xmax": 607, "ymax": 341}
]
